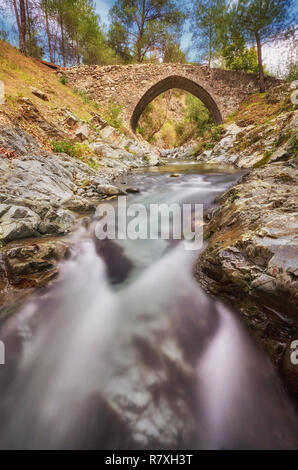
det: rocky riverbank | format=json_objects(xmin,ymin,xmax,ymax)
[
  {"xmin": 195, "ymin": 161, "xmax": 298, "ymax": 393},
  {"xmin": 188, "ymin": 83, "xmax": 298, "ymax": 397},
  {"xmin": 0, "ymin": 114, "xmax": 159, "ymax": 312}
]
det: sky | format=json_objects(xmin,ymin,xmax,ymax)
[{"xmin": 95, "ymin": 0, "xmax": 112, "ymax": 25}]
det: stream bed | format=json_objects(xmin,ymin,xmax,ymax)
[{"xmin": 0, "ymin": 161, "xmax": 297, "ymax": 449}]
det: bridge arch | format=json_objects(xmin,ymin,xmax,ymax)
[{"xmin": 131, "ymin": 75, "xmax": 223, "ymax": 133}]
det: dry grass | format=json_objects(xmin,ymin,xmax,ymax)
[
  {"xmin": 0, "ymin": 40, "xmax": 101, "ymax": 126},
  {"xmin": 227, "ymin": 85, "xmax": 294, "ymax": 126}
]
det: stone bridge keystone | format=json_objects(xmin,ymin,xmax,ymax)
[{"xmin": 61, "ymin": 64, "xmax": 278, "ymax": 133}]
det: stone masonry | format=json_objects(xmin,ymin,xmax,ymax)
[{"xmin": 60, "ymin": 64, "xmax": 279, "ymax": 132}]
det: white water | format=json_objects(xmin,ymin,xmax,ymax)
[{"xmin": 0, "ymin": 163, "xmax": 297, "ymax": 449}]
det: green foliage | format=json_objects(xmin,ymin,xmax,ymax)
[
  {"xmin": 233, "ymin": 0, "xmax": 293, "ymax": 44},
  {"xmin": 163, "ymin": 42, "xmax": 187, "ymax": 63},
  {"xmin": 107, "ymin": 22, "xmax": 133, "ymax": 64},
  {"xmin": 136, "ymin": 126, "xmax": 145, "ymax": 137},
  {"xmin": 51, "ymin": 140, "xmax": 92, "ymax": 158},
  {"xmin": 185, "ymin": 94, "xmax": 213, "ymax": 132},
  {"xmin": 175, "ymin": 94, "xmax": 213, "ymax": 145},
  {"xmin": 288, "ymin": 134, "xmax": 298, "ymax": 158},
  {"xmin": 1, "ymin": 0, "xmax": 120, "ymax": 65},
  {"xmin": 191, "ymin": 0, "xmax": 228, "ymax": 66},
  {"xmin": 137, "ymin": 96, "xmax": 168, "ymax": 143},
  {"xmin": 83, "ymin": 157, "xmax": 101, "ymax": 170},
  {"xmin": 109, "ymin": 0, "xmax": 185, "ymax": 62},
  {"xmin": 222, "ymin": 33, "xmax": 258, "ymax": 73},
  {"xmin": 286, "ymin": 62, "xmax": 298, "ymax": 82},
  {"xmin": 231, "ymin": 0, "xmax": 294, "ymax": 91},
  {"xmin": 51, "ymin": 139, "xmax": 77, "ymax": 156},
  {"xmin": 73, "ymin": 142, "xmax": 93, "ymax": 157},
  {"xmin": 103, "ymin": 99, "xmax": 123, "ymax": 128},
  {"xmin": 60, "ymin": 74, "xmax": 68, "ymax": 85},
  {"xmin": 137, "ymin": 90, "xmax": 214, "ymax": 147}
]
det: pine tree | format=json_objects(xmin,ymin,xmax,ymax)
[
  {"xmin": 109, "ymin": 0, "xmax": 185, "ymax": 63},
  {"xmin": 232, "ymin": 0, "xmax": 294, "ymax": 92},
  {"xmin": 191, "ymin": 0, "xmax": 228, "ymax": 66}
]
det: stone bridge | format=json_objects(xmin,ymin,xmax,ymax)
[{"xmin": 61, "ymin": 64, "xmax": 278, "ymax": 132}]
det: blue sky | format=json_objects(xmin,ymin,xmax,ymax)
[{"xmin": 95, "ymin": 0, "xmax": 113, "ymax": 25}]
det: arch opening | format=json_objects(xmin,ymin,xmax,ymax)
[{"xmin": 131, "ymin": 75, "xmax": 223, "ymax": 133}]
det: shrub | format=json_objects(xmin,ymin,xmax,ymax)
[
  {"xmin": 51, "ymin": 140, "xmax": 77, "ymax": 157},
  {"xmin": 51, "ymin": 140, "xmax": 92, "ymax": 158},
  {"xmin": 286, "ymin": 62, "xmax": 298, "ymax": 83},
  {"xmin": 74, "ymin": 142, "xmax": 92, "ymax": 158},
  {"xmin": 103, "ymin": 98, "xmax": 123, "ymax": 128},
  {"xmin": 60, "ymin": 74, "xmax": 68, "ymax": 85}
]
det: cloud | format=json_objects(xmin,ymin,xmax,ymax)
[{"xmin": 95, "ymin": 0, "xmax": 113, "ymax": 26}]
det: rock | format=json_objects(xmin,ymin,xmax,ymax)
[
  {"xmin": 0, "ymin": 206, "xmax": 40, "ymax": 243},
  {"xmin": 0, "ymin": 124, "xmax": 42, "ymax": 155},
  {"xmin": 193, "ymin": 108, "xmax": 297, "ymax": 169},
  {"xmin": 143, "ymin": 152, "xmax": 159, "ymax": 166},
  {"xmin": 2, "ymin": 239, "xmax": 69, "ymax": 292},
  {"xmin": 0, "ymin": 111, "xmax": 160, "ymax": 247},
  {"xmin": 160, "ymin": 149, "xmax": 172, "ymax": 158},
  {"xmin": 125, "ymin": 187, "xmax": 140, "ymax": 194},
  {"xmin": 90, "ymin": 114, "xmax": 108, "ymax": 129},
  {"xmin": 195, "ymin": 161, "xmax": 298, "ymax": 393},
  {"xmin": 209, "ymin": 124, "xmax": 241, "ymax": 157},
  {"xmin": 8, "ymin": 207, "xmax": 31, "ymax": 219},
  {"xmin": 74, "ymin": 123, "xmax": 89, "ymax": 142},
  {"xmin": 31, "ymin": 87, "xmax": 49, "ymax": 101},
  {"xmin": 64, "ymin": 110, "xmax": 78, "ymax": 128},
  {"xmin": 170, "ymin": 173, "xmax": 181, "ymax": 178},
  {"xmin": 0, "ymin": 205, "xmax": 10, "ymax": 218},
  {"xmin": 93, "ymin": 183, "xmax": 127, "ymax": 196}
]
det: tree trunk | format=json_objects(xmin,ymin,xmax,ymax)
[
  {"xmin": 25, "ymin": 0, "xmax": 32, "ymax": 56},
  {"xmin": 137, "ymin": 0, "xmax": 145, "ymax": 62},
  {"xmin": 208, "ymin": 25, "xmax": 212, "ymax": 67},
  {"xmin": 59, "ymin": 12, "xmax": 66, "ymax": 67},
  {"xmin": 71, "ymin": 38, "xmax": 75, "ymax": 66},
  {"xmin": 19, "ymin": 0, "xmax": 27, "ymax": 55},
  {"xmin": 255, "ymin": 31, "xmax": 265, "ymax": 93},
  {"xmin": 13, "ymin": 0, "xmax": 26, "ymax": 54},
  {"xmin": 44, "ymin": 1, "xmax": 53, "ymax": 63}
]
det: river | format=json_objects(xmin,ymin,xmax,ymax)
[{"xmin": 0, "ymin": 161, "xmax": 297, "ymax": 449}]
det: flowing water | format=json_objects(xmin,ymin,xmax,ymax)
[{"xmin": 0, "ymin": 161, "xmax": 297, "ymax": 449}]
